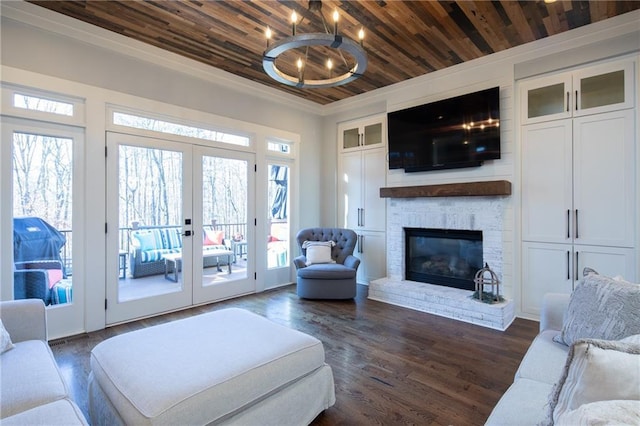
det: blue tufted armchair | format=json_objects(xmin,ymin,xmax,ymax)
[{"xmin": 293, "ymin": 228, "xmax": 361, "ymax": 299}]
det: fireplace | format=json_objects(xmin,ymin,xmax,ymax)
[{"xmin": 405, "ymin": 228, "xmax": 483, "ymax": 291}]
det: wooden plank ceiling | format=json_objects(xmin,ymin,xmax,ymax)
[{"xmin": 29, "ymin": 1, "xmax": 639, "ymax": 105}]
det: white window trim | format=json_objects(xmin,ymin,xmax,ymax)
[{"xmin": 1, "ymin": 83, "xmax": 85, "ymax": 126}]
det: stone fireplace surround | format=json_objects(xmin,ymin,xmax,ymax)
[{"xmin": 369, "ymin": 182, "xmax": 514, "ymax": 330}]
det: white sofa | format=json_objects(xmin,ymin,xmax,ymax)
[
  {"xmin": 0, "ymin": 299, "xmax": 88, "ymax": 425},
  {"xmin": 486, "ymin": 273, "xmax": 640, "ymax": 425},
  {"xmin": 485, "ymin": 293, "xmax": 571, "ymax": 425}
]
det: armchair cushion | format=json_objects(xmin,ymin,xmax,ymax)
[{"xmin": 297, "ymin": 263, "xmax": 357, "ymax": 280}]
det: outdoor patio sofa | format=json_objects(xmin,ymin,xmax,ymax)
[{"xmin": 129, "ymin": 227, "xmax": 230, "ymax": 278}]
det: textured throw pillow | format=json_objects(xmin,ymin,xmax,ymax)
[
  {"xmin": 554, "ymin": 274, "xmax": 640, "ymax": 347},
  {"xmin": 545, "ymin": 334, "xmax": 640, "ymax": 425},
  {"xmin": 133, "ymin": 232, "xmax": 157, "ymax": 251},
  {"xmin": 204, "ymin": 230, "xmax": 224, "ymax": 246},
  {"xmin": 0, "ymin": 319, "xmax": 15, "ymax": 354},
  {"xmin": 556, "ymin": 400, "xmax": 640, "ymax": 426},
  {"xmin": 303, "ymin": 240, "xmax": 336, "ymax": 266}
]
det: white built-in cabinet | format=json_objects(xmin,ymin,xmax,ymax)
[
  {"xmin": 338, "ymin": 114, "xmax": 387, "ymax": 285},
  {"xmin": 520, "ymin": 59, "xmax": 637, "ymax": 317}
]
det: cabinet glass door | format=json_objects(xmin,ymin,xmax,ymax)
[
  {"xmin": 527, "ymin": 83, "xmax": 566, "ymax": 120},
  {"xmin": 363, "ymin": 122, "xmax": 382, "ymax": 147},
  {"xmin": 342, "ymin": 127, "xmax": 360, "ymax": 149},
  {"xmin": 578, "ymin": 70, "xmax": 625, "ymax": 111},
  {"xmin": 521, "ymin": 74, "xmax": 572, "ymax": 124},
  {"xmin": 573, "ymin": 61, "xmax": 633, "ymax": 116}
]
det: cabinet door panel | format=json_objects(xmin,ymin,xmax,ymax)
[
  {"xmin": 574, "ymin": 245, "xmax": 636, "ymax": 284},
  {"xmin": 521, "ymin": 242, "xmax": 574, "ymax": 317},
  {"xmin": 573, "ymin": 110, "xmax": 635, "ymax": 247},
  {"xmin": 356, "ymin": 231, "xmax": 386, "ymax": 285},
  {"xmin": 339, "ymin": 151, "xmax": 362, "ymax": 229},
  {"xmin": 521, "ymin": 121, "xmax": 573, "ymax": 243},
  {"xmin": 362, "ymin": 149, "xmax": 386, "ymax": 231}
]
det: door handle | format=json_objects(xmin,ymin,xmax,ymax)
[
  {"xmin": 566, "ymin": 92, "xmax": 570, "ymax": 112},
  {"xmin": 575, "ymin": 209, "xmax": 579, "ymax": 239},
  {"xmin": 182, "ymin": 230, "xmax": 192, "ymax": 237},
  {"xmin": 575, "ymin": 90, "xmax": 578, "ymax": 111},
  {"xmin": 361, "ymin": 208, "xmax": 365, "ymax": 227},
  {"xmin": 359, "ymin": 235, "xmax": 364, "ymax": 253},
  {"xmin": 566, "ymin": 209, "xmax": 570, "ymax": 239},
  {"xmin": 566, "ymin": 251, "xmax": 570, "ymax": 280},
  {"xmin": 575, "ymin": 251, "xmax": 579, "ymax": 282}
]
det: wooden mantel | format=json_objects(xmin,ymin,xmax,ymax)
[{"xmin": 379, "ymin": 180, "xmax": 511, "ymax": 198}]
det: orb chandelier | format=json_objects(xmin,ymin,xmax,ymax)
[{"xmin": 262, "ymin": 0, "xmax": 368, "ymax": 89}]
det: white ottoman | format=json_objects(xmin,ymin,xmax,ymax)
[{"xmin": 88, "ymin": 308, "xmax": 335, "ymax": 425}]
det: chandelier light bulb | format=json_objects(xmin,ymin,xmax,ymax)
[
  {"xmin": 358, "ymin": 28, "xmax": 365, "ymax": 46},
  {"xmin": 326, "ymin": 58, "xmax": 333, "ymax": 70},
  {"xmin": 265, "ymin": 27, "xmax": 272, "ymax": 47},
  {"xmin": 333, "ymin": 9, "xmax": 339, "ymax": 34},
  {"xmin": 291, "ymin": 11, "xmax": 298, "ymax": 35},
  {"xmin": 297, "ymin": 58, "xmax": 303, "ymax": 70}
]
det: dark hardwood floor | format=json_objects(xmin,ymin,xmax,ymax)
[{"xmin": 50, "ymin": 284, "xmax": 538, "ymax": 425}]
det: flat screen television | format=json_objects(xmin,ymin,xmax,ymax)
[{"xmin": 387, "ymin": 87, "xmax": 501, "ymax": 172}]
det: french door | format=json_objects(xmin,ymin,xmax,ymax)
[
  {"xmin": 1, "ymin": 117, "xmax": 85, "ymax": 339},
  {"xmin": 106, "ymin": 132, "xmax": 254, "ymax": 324}
]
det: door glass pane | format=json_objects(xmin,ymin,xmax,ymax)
[
  {"xmin": 343, "ymin": 128, "xmax": 359, "ymax": 149},
  {"xmin": 267, "ymin": 164, "xmax": 289, "ymax": 269},
  {"xmin": 118, "ymin": 145, "xmax": 183, "ymax": 301},
  {"xmin": 363, "ymin": 123, "xmax": 382, "ymax": 146},
  {"xmin": 580, "ymin": 70, "xmax": 624, "ymax": 110},
  {"xmin": 202, "ymin": 155, "xmax": 248, "ymax": 286},
  {"xmin": 527, "ymin": 83, "xmax": 565, "ymax": 119},
  {"xmin": 13, "ymin": 132, "xmax": 73, "ymax": 306}
]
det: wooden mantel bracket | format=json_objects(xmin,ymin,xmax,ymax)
[{"xmin": 379, "ymin": 180, "xmax": 511, "ymax": 198}]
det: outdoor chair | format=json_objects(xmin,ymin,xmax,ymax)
[
  {"xmin": 293, "ymin": 227, "xmax": 360, "ymax": 299},
  {"xmin": 13, "ymin": 260, "xmax": 65, "ymax": 306}
]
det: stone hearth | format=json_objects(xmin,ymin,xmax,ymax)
[{"xmin": 369, "ymin": 193, "xmax": 515, "ymax": 330}]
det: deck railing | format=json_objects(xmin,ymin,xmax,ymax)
[{"xmin": 58, "ymin": 222, "xmax": 249, "ymax": 276}]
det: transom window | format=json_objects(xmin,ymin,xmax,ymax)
[
  {"xmin": 112, "ymin": 111, "xmax": 250, "ymax": 147},
  {"xmin": 13, "ymin": 93, "xmax": 74, "ymax": 116}
]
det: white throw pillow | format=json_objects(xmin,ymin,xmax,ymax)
[
  {"xmin": 546, "ymin": 334, "xmax": 640, "ymax": 424},
  {"xmin": 556, "ymin": 400, "xmax": 640, "ymax": 426},
  {"xmin": 0, "ymin": 319, "xmax": 14, "ymax": 354},
  {"xmin": 302, "ymin": 240, "xmax": 336, "ymax": 266},
  {"xmin": 554, "ymin": 273, "xmax": 640, "ymax": 347},
  {"xmin": 305, "ymin": 245, "xmax": 335, "ymax": 266}
]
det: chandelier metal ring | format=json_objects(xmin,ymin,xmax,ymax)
[{"xmin": 263, "ymin": 33, "xmax": 368, "ymax": 89}]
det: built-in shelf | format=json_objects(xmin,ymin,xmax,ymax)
[{"xmin": 379, "ymin": 180, "xmax": 511, "ymax": 198}]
